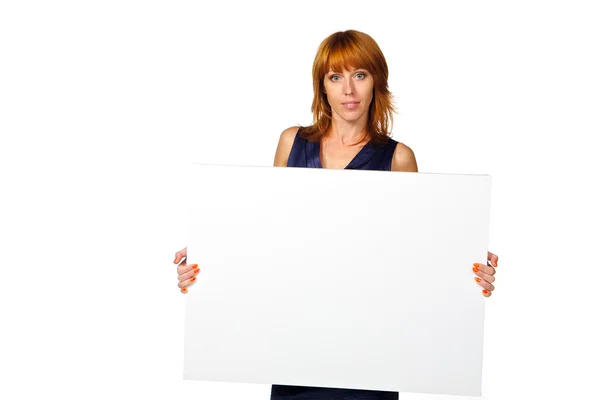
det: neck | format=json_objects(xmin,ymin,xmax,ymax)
[{"xmin": 327, "ymin": 119, "xmax": 369, "ymax": 147}]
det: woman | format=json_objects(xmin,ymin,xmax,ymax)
[{"xmin": 173, "ymin": 30, "xmax": 499, "ymax": 400}]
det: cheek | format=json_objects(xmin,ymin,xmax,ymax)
[
  {"xmin": 322, "ymin": 92, "xmax": 334, "ymax": 109},
  {"xmin": 360, "ymin": 82, "xmax": 374, "ymax": 100},
  {"xmin": 323, "ymin": 87, "xmax": 335, "ymax": 104},
  {"xmin": 363, "ymin": 87, "xmax": 374, "ymax": 105}
]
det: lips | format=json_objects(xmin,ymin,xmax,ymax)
[{"xmin": 342, "ymin": 101, "xmax": 360, "ymax": 110}]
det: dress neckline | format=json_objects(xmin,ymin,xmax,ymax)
[{"xmin": 316, "ymin": 139, "xmax": 373, "ymax": 170}]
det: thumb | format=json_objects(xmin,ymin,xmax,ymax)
[
  {"xmin": 487, "ymin": 251, "xmax": 499, "ymax": 267},
  {"xmin": 173, "ymin": 247, "xmax": 188, "ymax": 264}
]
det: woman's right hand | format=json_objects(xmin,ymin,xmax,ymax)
[{"xmin": 173, "ymin": 247, "xmax": 200, "ymax": 294}]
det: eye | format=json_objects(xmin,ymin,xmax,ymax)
[
  {"xmin": 330, "ymin": 75, "xmax": 341, "ymax": 82},
  {"xmin": 355, "ymin": 72, "xmax": 366, "ymax": 80}
]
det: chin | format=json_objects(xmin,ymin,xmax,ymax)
[
  {"xmin": 333, "ymin": 108, "xmax": 367, "ymax": 122},
  {"xmin": 343, "ymin": 111, "xmax": 366, "ymax": 120}
]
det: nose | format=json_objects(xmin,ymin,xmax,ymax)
[{"xmin": 343, "ymin": 79, "xmax": 354, "ymax": 96}]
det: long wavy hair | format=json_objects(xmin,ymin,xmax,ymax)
[{"xmin": 300, "ymin": 30, "xmax": 396, "ymax": 146}]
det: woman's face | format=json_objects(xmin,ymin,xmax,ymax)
[{"xmin": 323, "ymin": 68, "xmax": 374, "ymax": 125}]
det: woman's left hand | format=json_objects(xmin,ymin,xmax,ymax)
[{"xmin": 473, "ymin": 251, "xmax": 499, "ymax": 297}]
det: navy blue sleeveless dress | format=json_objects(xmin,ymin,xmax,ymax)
[{"xmin": 270, "ymin": 128, "xmax": 399, "ymax": 400}]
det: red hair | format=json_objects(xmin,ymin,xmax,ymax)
[{"xmin": 301, "ymin": 30, "xmax": 396, "ymax": 145}]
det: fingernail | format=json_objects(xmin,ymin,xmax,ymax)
[
  {"xmin": 474, "ymin": 277, "xmax": 482, "ymax": 283},
  {"xmin": 173, "ymin": 258, "xmax": 178, "ymax": 264},
  {"xmin": 190, "ymin": 264, "xmax": 198, "ymax": 268},
  {"xmin": 190, "ymin": 277, "xmax": 196, "ymax": 283},
  {"xmin": 181, "ymin": 287, "xmax": 187, "ymax": 294},
  {"xmin": 472, "ymin": 266, "xmax": 479, "ymax": 273},
  {"xmin": 482, "ymin": 289, "xmax": 489, "ymax": 295},
  {"xmin": 193, "ymin": 268, "xmax": 200, "ymax": 274}
]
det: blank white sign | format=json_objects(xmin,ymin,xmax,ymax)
[{"xmin": 184, "ymin": 164, "xmax": 491, "ymax": 397}]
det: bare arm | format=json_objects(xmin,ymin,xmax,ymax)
[{"xmin": 273, "ymin": 126, "xmax": 300, "ymax": 167}]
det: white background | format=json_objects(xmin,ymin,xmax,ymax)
[{"xmin": 1, "ymin": 1, "xmax": 598, "ymax": 399}]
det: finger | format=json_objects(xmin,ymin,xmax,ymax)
[
  {"xmin": 173, "ymin": 247, "xmax": 188, "ymax": 264},
  {"xmin": 176, "ymin": 259, "xmax": 186, "ymax": 273},
  {"xmin": 178, "ymin": 275, "xmax": 197, "ymax": 289},
  {"xmin": 482, "ymin": 289, "xmax": 492, "ymax": 297},
  {"xmin": 178, "ymin": 263, "xmax": 198, "ymax": 276},
  {"xmin": 487, "ymin": 251, "xmax": 499, "ymax": 267},
  {"xmin": 473, "ymin": 263, "xmax": 495, "ymax": 276},
  {"xmin": 179, "ymin": 265, "xmax": 200, "ymax": 282},
  {"xmin": 474, "ymin": 276, "xmax": 495, "ymax": 291},
  {"xmin": 473, "ymin": 267, "xmax": 496, "ymax": 284}
]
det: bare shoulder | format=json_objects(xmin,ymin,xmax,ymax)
[
  {"xmin": 280, "ymin": 126, "xmax": 300, "ymax": 143},
  {"xmin": 273, "ymin": 126, "xmax": 300, "ymax": 167},
  {"xmin": 391, "ymin": 142, "xmax": 418, "ymax": 172}
]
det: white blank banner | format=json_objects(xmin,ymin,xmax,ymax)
[{"xmin": 185, "ymin": 165, "xmax": 491, "ymax": 397}]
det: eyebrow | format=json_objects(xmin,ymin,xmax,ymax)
[{"xmin": 327, "ymin": 68, "xmax": 369, "ymax": 74}]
